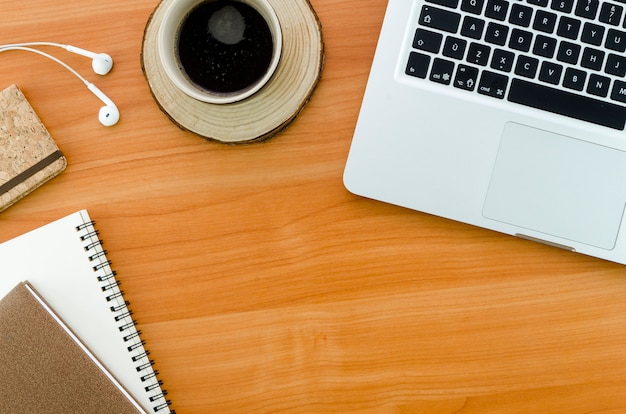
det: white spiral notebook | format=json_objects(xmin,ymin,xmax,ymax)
[{"xmin": 0, "ymin": 210, "xmax": 174, "ymax": 413}]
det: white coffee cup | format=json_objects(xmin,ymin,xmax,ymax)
[{"xmin": 158, "ymin": 0, "xmax": 282, "ymax": 104}]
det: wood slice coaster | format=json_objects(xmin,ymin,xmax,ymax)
[{"xmin": 141, "ymin": 0, "xmax": 324, "ymax": 144}]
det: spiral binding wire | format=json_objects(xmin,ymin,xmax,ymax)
[{"xmin": 76, "ymin": 220, "xmax": 175, "ymax": 413}]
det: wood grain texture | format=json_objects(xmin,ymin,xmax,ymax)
[{"xmin": 1, "ymin": 1, "xmax": 626, "ymax": 413}]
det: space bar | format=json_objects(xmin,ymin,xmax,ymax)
[{"xmin": 508, "ymin": 79, "xmax": 626, "ymax": 130}]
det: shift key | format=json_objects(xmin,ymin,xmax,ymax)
[{"xmin": 419, "ymin": 6, "xmax": 462, "ymax": 33}]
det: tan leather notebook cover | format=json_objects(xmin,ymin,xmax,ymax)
[
  {"xmin": 0, "ymin": 84, "xmax": 66, "ymax": 212},
  {"xmin": 0, "ymin": 282, "xmax": 145, "ymax": 413}
]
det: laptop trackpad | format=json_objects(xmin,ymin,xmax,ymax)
[{"xmin": 483, "ymin": 122, "xmax": 626, "ymax": 250}]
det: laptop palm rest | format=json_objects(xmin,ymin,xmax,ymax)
[{"xmin": 483, "ymin": 122, "xmax": 626, "ymax": 250}]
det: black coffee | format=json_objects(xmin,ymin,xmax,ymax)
[{"xmin": 177, "ymin": 0, "xmax": 274, "ymax": 95}]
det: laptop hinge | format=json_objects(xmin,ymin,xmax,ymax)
[{"xmin": 515, "ymin": 234, "xmax": 576, "ymax": 252}]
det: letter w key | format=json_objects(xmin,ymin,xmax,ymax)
[{"xmin": 485, "ymin": 0, "xmax": 509, "ymax": 20}]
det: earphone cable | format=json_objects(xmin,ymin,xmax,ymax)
[{"xmin": 0, "ymin": 46, "xmax": 90, "ymax": 87}]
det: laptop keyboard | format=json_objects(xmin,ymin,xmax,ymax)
[{"xmin": 405, "ymin": 0, "xmax": 626, "ymax": 129}]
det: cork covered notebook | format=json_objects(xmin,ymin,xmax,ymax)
[
  {"xmin": 0, "ymin": 282, "xmax": 145, "ymax": 413},
  {"xmin": 0, "ymin": 84, "xmax": 66, "ymax": 212}
]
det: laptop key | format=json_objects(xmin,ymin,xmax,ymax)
[
  {"xmin": 599, "ymin": 3, "xmax": 623, "ymax": 26},
  {"xmin": 557, "ymin": 41, "xmax": 581, "ymax": 64},
  {"xmin": 551, "ymin": 0, "xmax": 574, "ymax": 13},
  {"xmin": 557, "ymin": 16, "xmax": 581, "ymax": 39},
  {"xmin": 491, "ymin": 49, "xmax": 515, "ymax": 72},
  {"xmin": 539, "ymin": 61, "xmax": 563, "ymax": 84},
  {"xmin": 581, "ymin": 22, "xmax": 605, "ymax": 45},
  {"xmin": 467, "ymin": 42, "xmax": 491, "ymax": 65},
  {"xmin": 575, "ymin": 0, "xmax": 599, "ymax": 19},
  {"xmin": 580, "ymin": 47, "xmax": 605, "ymax": 70},
  {"xmin": 461, "ymin": 16, "xmax": 486, "ymax": 39},
  {"xmin": 605, "ymin": 29, "xmax": 626, "ymax": 52},
  {"xmin": 406, "ymin": 52, "xmax": 431, "ymax": 78},
  {"xmin": 533, "ymin": 34, "xmax": 558, "ymax": 58},
  {"xmin": 461, "ymin": 0, "xmax": 485, "ymax": 14},
  {"xmin": 508, "ymin": 79, "xmax": 626, "ymax": 129},
  {"xmin": 611, "ymin": 80, "xmax": 626, "ymax": 103},
  {"xmin": 509, "ymin": 28, "xmax": 533, "ymax": 51},
  {"xmin": 430, "ymin": 58, "xmax": 455, "ymax": 84},
  {"xmin": 533, "ymin": 10, "xmax": 558, "ymax": 33},
  {"xmin": 454, "ymin": 64, "xmax": 479, "ymax": 90},
  {"xmin": 485, "ymin": 0, "xmax": 509, "ymax": 20},
  {"xmin": 515, "ymin": 55, "xmax": 539, "ymax": 78},
  {"xmin": 478, "ymin": 71, "xmax": 508, "ymax": 98},
  {"xmin": 443, "ymin": 36, "xmax": 468, "ymax": 59},
  {"xmin": 419, "ymin": 6, "xmax": 461, "ymax": 33},
  {"xmin": 587, "ymin": 74, "xmax": 611, "ymax": 97},
  {"xmin": 606, "ymin": 53, "xmax": 626, "ymax": 76},
  {"xmin": 509, "ymin": 4, "xmax": 534, "ymax": 27},
  {"xmin": 426, "ymin": 0, "xmax": 460, "ymax": 9},
  {"xmin": 563, "ymin": 67, "xmax": 587, "ymax": 91},
  {"xmin": 485, "ymin": 22, "xmax": 509, "ymax": 46},
  {"xmin": 413, "ymin": 29, "xmax": 444, "ymax": 53}
]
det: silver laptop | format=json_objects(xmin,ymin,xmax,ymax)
[{"xmin": 344, "ymin": 0, "xmax": 626, "ymax": 264}]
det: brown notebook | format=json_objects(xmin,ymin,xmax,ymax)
[
  {"xmin": 0, "ymin": 282, "xmax": 146, "ymax": 413},
  {"xmin": 0, "ymin": 84, "xmax": 66, "ymax": 212}
]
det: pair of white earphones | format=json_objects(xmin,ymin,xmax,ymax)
[{"xmin": 0, "ymin": 42, "xmax": 119, "ymax": 126}]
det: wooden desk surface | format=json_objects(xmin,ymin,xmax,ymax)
[{"xmin": 2, "ymin": 1, "xmax": 626, "ymax": 412}]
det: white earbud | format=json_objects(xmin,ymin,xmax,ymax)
[
  {"xmin": 0, "ymin": 45, "xmax": 119, "ymax": 126},
  {"xmin": 64, "ymin": 45, "xmax": 113, "ymax": 75},
  {"xmin": 0, "ymin": 42, "xmax": 113, "ymax": 75},
  {"xmin": 87, "ymin": 83, "xmax": 120, "ymax": 126}
]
